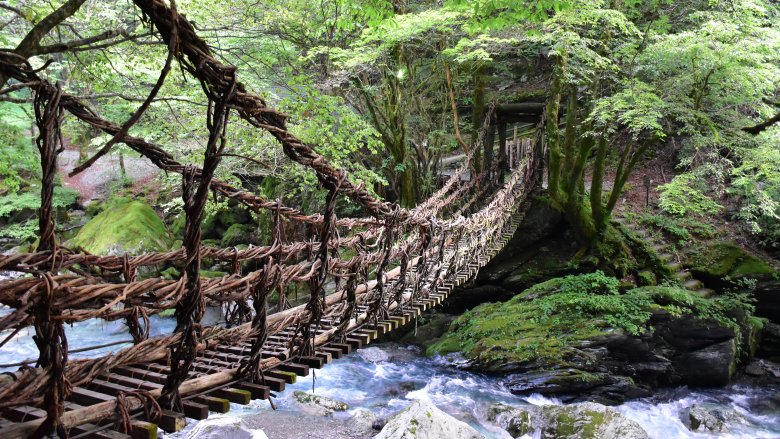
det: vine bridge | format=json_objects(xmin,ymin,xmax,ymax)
[{"xmin": 0, "ymin": 1, "xmax": 546, "ymax": 437}]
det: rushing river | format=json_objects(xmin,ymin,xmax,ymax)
[{"xmin": 1, "ymin": 289, "xmax": 778, "ymax": 438}]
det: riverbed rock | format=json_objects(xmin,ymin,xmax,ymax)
[
  {"xmin": 67, "ymin": 198, "xmax": 173, "ymax": 255},
  {"xmin": 758, "ymin": 322, "xmax": 780, "ymax": 360},
  {"xmin": 185, "ymin": 417, "xmax": 269, "ymax": 439},
  {"xmin": 374, "ymin": 399, "xmax": 484, "ymax": 439},
  {"xmin": 292, "ymin": 391, "xmax": 349, "ymax": 416},
  {"xmin": 686, "ymin": 404, "xmax": 746, "ymax": 433},
  {"xmin": 349, "ymin": 408, "xmax": 380, "ymax": 435},
  {"xmin": 487, "ymin": 402, "xmax": 649, "ymax": 439}
]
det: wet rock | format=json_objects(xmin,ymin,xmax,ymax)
[
  {"xmin": 487, "ymin": 402, "xmax": 649, "ymax": 439},
  {"xmin": 672, "ymin": 338, "xmax": 736, "ymax": 386},
  {"xmin": 686, "ymin": 404, "xmax": 746, "ymax": 433},
  {"xmin": 374, "ymin": 399, "xmax": 484, "ymax": 439},
  {"xmin": 185, "ymin": 417, "xmax": 268, "ymax": 439},
  {"xmin": 357, "ymin": 347, "xmax": 389, "ymax": 363},
  {"xmin": 758, "ymin": 322, "xmax": 780, "ymax": 360},
  {"xmin": 486, "ymin": 403, "xmax": 536, "ymax": 437},
  {"xmin": 292, "ymin": 391, "xmax": 349, "ymax": 416},
  {"xmin": 349, "ymin": 408, "xmax": 379, "ymax": 436}
]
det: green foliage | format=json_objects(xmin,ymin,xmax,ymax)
[
  {"xmin": 636, "ymin": 212, "xmax": 717, "ymax": 242},
  {"xmin": 0, "ymin": 186, "xmax": 79, "ymax": 218},
  {"xmin": 0, "ymin": 102, "xmax": 36, "ymax": 192},
  {"xmin": 658, "ymin": 174, "xmax": 722, "ymax": 216}
]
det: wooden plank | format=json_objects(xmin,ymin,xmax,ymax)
[
  {"xmin": 259, "ymin": 375, "xmax": 285, "ymax": 392},
  {"xmin": 72, "ymin": 424, "xmax": 132, "ymax": 439},
  {"xmin": 211, "ymin": 388, "xmax": 251, "ymax": 405},
  {"xmin": 193, "ymin": 396, "xmax": 230, "ymax": 414},
  {"xmin": 344, "ymin": 337, "xmax": 363, "ymax": 349},
  {"xmin": 158, "ymin": 411, "xmax": 185, "ymax": 433},
  {"xmin": 315, "ymin": 351, "xmax": 332, "ymax": 364},
  {"xmin": 321, "ymin": 347, "xmax": 342, "ymax": 359},
  {"xmin": 129, "ymin": 420, "xmax": 158, "ymax": 439},
  {"xmin": 182, "ymin": 401, "xmax": 209, "ymax": 420},
  {"xmin": 104, "ymin": 373, "xmax": 160, "ymax": 391},
  {"xmin": 236, "ymin": 382, "xmax": 270, "ymax": 400},
  {"xmin": 5, "ymin": 406, "xmax": 44, "ymax": 423},
  {"xmin": 266, "ymin": 370, "xmax": 296, "ymax": 384},
  {"xmin": 114, "ymin": 367, "xmax": 167, "ymax": 385},
  {"xmin": 278, "ymin": 362, "xmax": 309, "ymax": 376},
  {"xmin": 298, "ymin": 356, "xmax": 325, "ymax": 369},
  {"xmin": 69, "ymin": 388, "xmax": 114, "ymax": 406},
  {"xmin": 330, "ymin": 343, "xmax": 352, "ymax": 354}
]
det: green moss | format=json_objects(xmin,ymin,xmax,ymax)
[
  {"xmin": 429, "ymin": 273, "xmax": 754, "ymax": 369},
  {"xmin": 688, "ymin": 241, "xmax": 775, "ymax": 278},
  {"xmin": 68, "ymin": 199, "xmax": 173, "ymax": 255},
  {"xmin": 637, "ymin": 270, "xmax": 656, "ymax": 286},
  {"xmin": 221, "ymin": 223, "xmax": 251, "ymax": 247},
  {"xmin": 427, "ymin": 272, "xmax": 652, "ymax": 368}
]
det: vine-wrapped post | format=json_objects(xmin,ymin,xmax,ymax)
[
  {"xmin": 300, "ymin": 180, "xmax": 340, "ymax": 357},
  {"xmin": 30, "ymin": 84, "xmax": 71, "ymax": 439},
  {"xmin": 238, "ymin": 201, "xmax": 283, "ymax": 382},
  {"xmin": 159, "ymin": 72, "xmax": 237, "ymax": 410}
]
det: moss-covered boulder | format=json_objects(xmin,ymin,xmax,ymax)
[
  {"xmin": 68, "ymin": 199, "xmax": 173, "ymax": 255},
  {"xmin": 487, "ymin": 402, "xmax": 649, "ymax": 439},
  {"xmin": 428, "ymin": 273, "xmax": 755, "ymax": 403},
  {"xmin": 686, "ymin": 241, "xmax": 780, "ymax": 323},
  {"xmin": 687, "ymin": 241, "xmax": 775, "ymax": 281},
  {"xmin": 221, "ymin": 223, "xmax": 252, "ymax": 247}
]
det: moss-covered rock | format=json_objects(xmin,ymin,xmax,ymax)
[
  {"xmin": 487, "ymin": 402, "xmax": 649, "ymax": 439},
  {"xmin": 429, "ymin": 273, "xmax": 756, "ymax": 403},
  {"xmin": 221, "ymin": 223, "xmax": 252, "ymax": 247},
  {"xmin": 687, "ymin": 241, "xmax": 775, "ymax": 280},
  {"xmin": 68, "ymin": 199, "xmax": 173, "ymax": 255},
  {"xmin": 292, "ymin": 391, "xmax": 348, "ymax": 416}
]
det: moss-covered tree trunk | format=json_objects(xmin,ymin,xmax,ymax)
[
  {"xmin": 544, "ymin": 54, "xmax": 650, "ymax": 254},
  {"xmin": 471, "ymin": 70, "xmax": 485, "ymax": 175}
]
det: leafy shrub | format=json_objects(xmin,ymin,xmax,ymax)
[{"xmin": 659, "ymin": 174, "xmax": 722, "ymax": 216}]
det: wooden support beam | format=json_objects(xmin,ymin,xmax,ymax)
[
  {"xmin": 211, "ymin": 388, "xmax": 251, "ymax": 405},
  {"xmin": 236, "ymin": 382, "xmax": 270, "ymax": 400},
  {"xmin": 157, "ymin": 411, "xmax": 185, "ymax": 433},
  {"xmin": 278, "ymin": 363, "xmax": 309, "ymax": 376},
  {"xmin": 129, "ymin": 420, "xmax": 158, "ymax": 439},
  {"xmin": 266, "ymin": 370, "xmax": 296, "ymax": 384},
  {"xmin": 182, "ymin": 401, "xmax": 209, "ymax": 420},
  {"xmin": 193, "ymin": 396, "xmax": 230, "ymax": 414}
]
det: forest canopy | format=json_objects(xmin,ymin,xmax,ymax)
[{"xmin": 0, "ymin": 0, "xmax": 778, "ymax": 253}]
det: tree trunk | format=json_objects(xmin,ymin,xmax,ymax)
[{"xmin": 471, "ymin": 71, "xmax": 485, "ymax": 175}]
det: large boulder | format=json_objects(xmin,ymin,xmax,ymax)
[
  {"xmin": 487, "ymin": 402, "xmax": 649, "ymax": 439},
  {"xmin": 68, "ymin": 198, "xmax": 173, "ymax": 255},
  {"xmin": 428, "ymin": 273, "xmax": 753, "ymax": 404},
  {"xmin": 374, "ymin": 400, "xmax": 484, "ymax": 439},
  {"xmin": 685, "ymin": 241, "xmax": 780, "ymax": 323}
]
